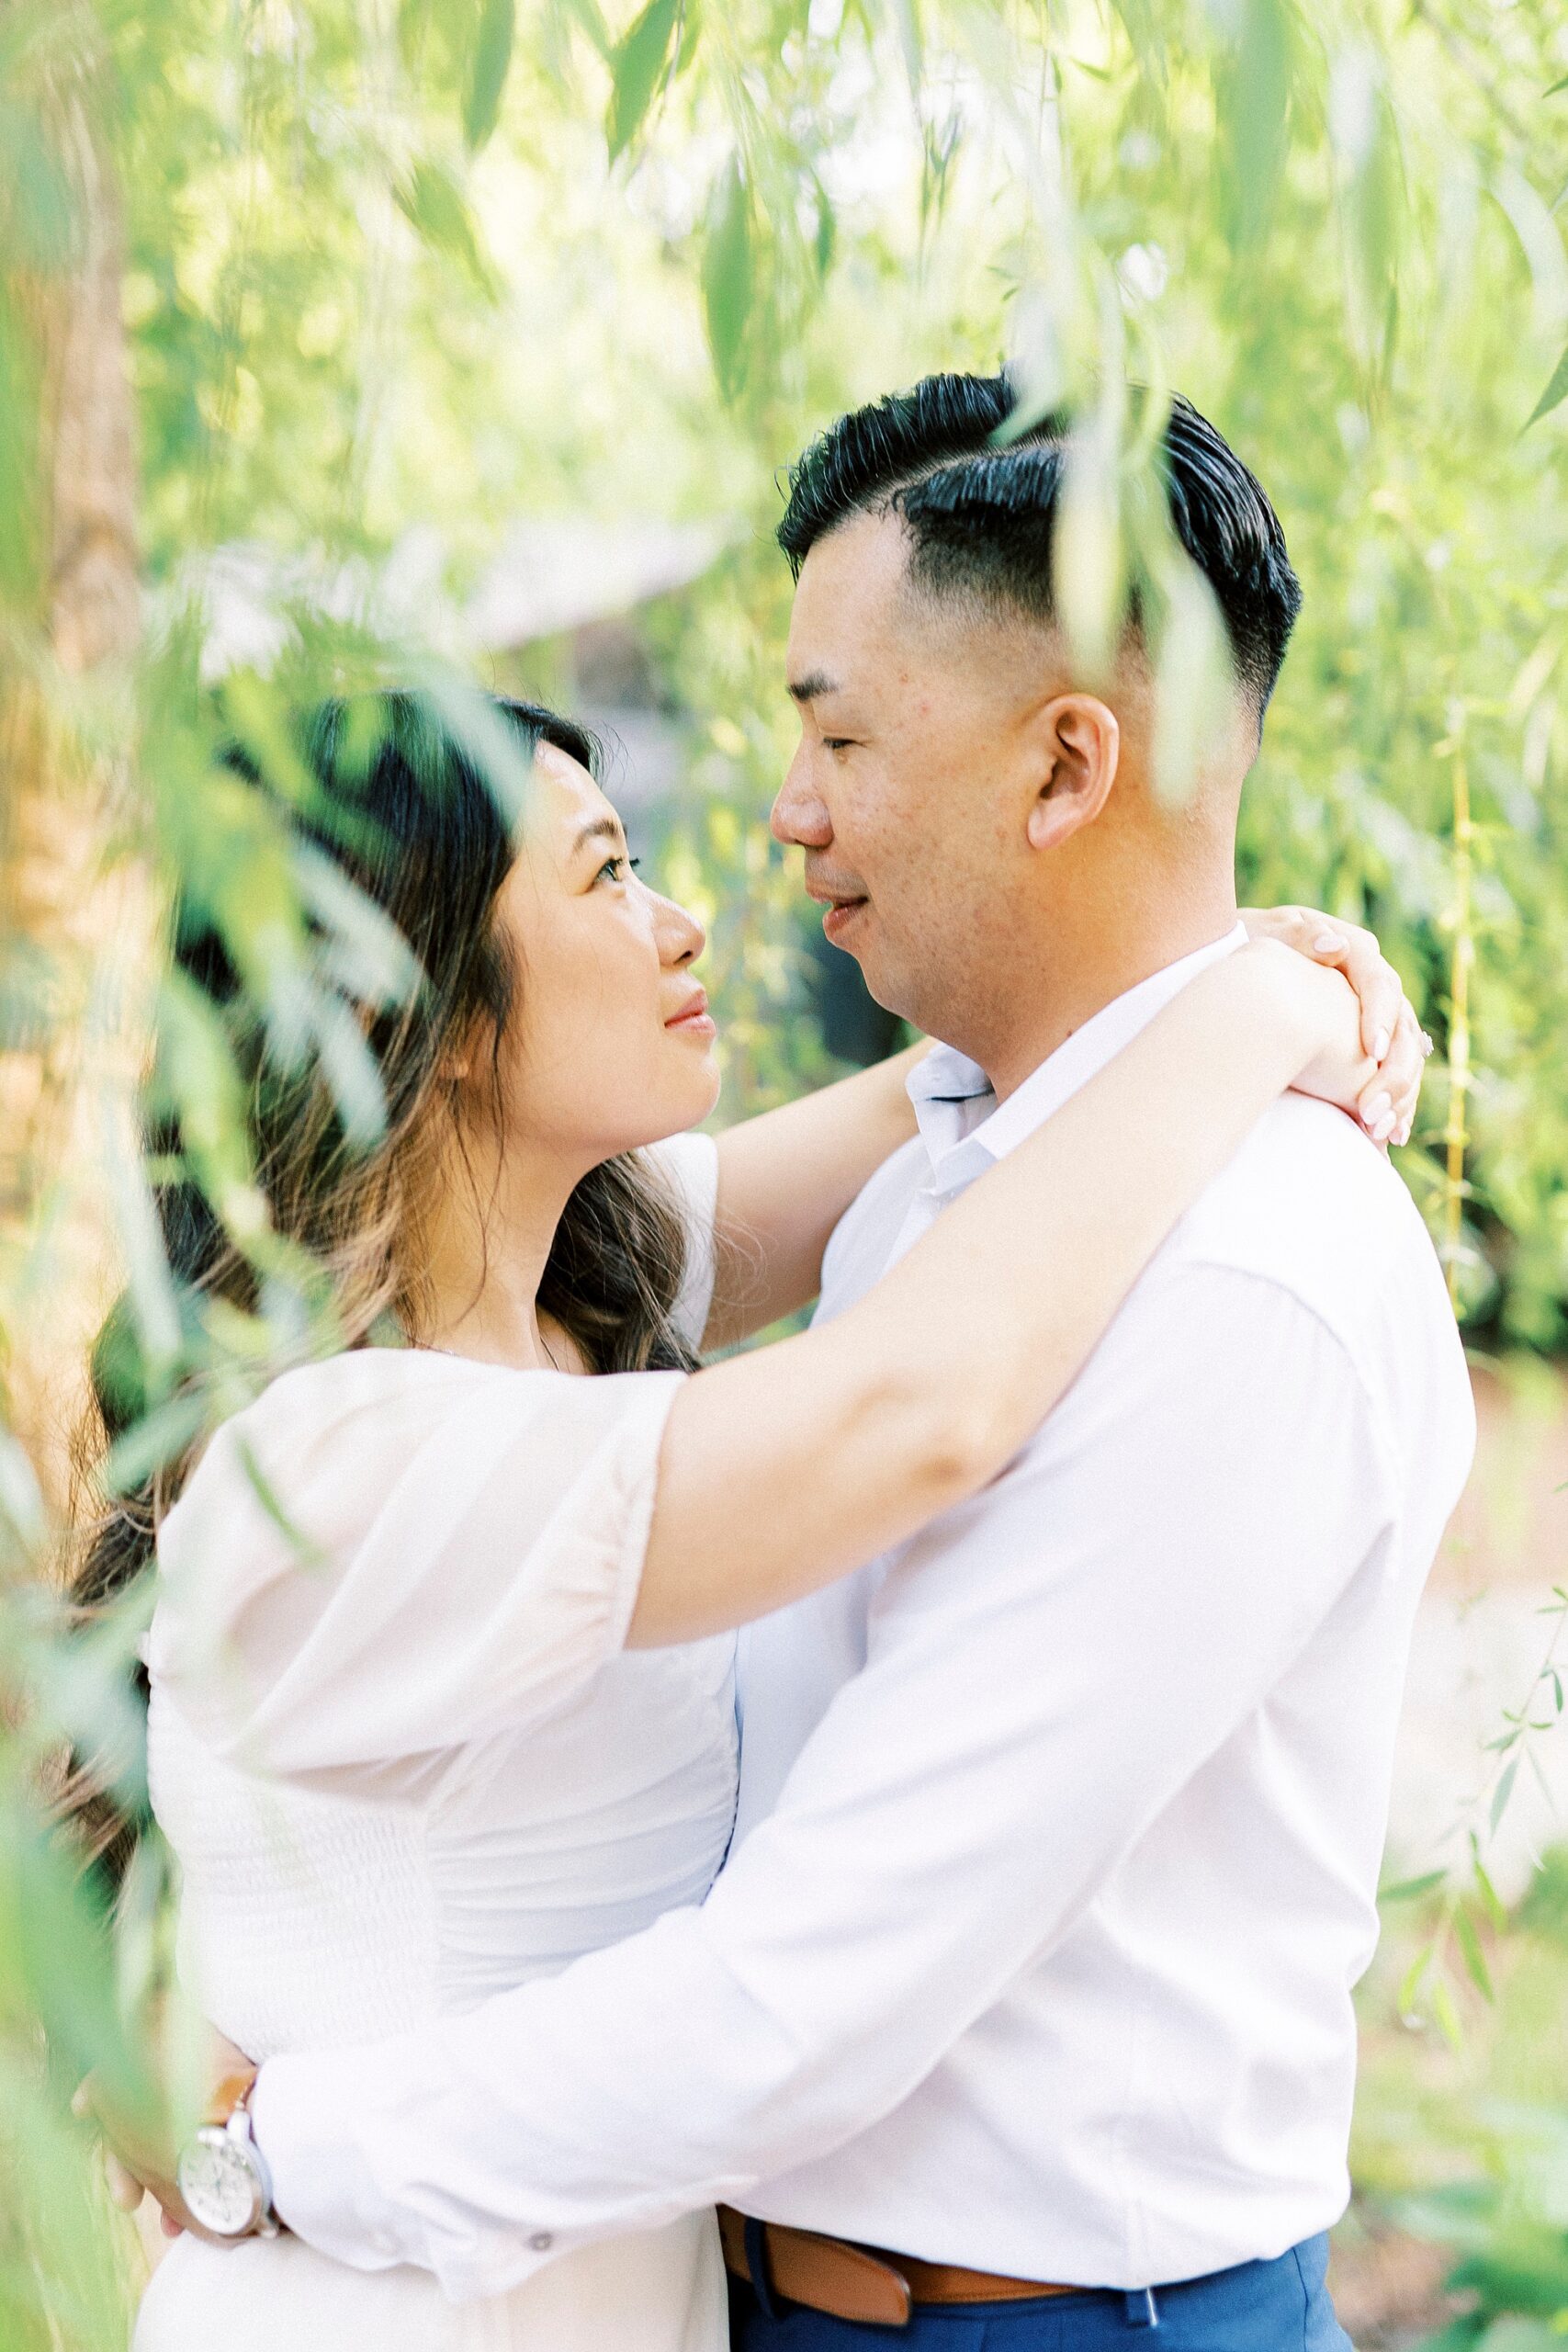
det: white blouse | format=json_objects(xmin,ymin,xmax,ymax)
[{"xmin": 135, "ymin": 1134, "xmax": 735, "ymax": 2352}]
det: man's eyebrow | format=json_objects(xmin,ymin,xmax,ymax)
[
  {"xmin": 570, "ymin": 816, "xmax": 625, "ymax": 857},
  {"xmin": 787, "ymin": 670, "xmax": 841, "ymax": 704}
]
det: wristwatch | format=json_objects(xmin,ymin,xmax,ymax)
[{"xmin": 175, "ymin": 2067, "xmax": 279, "ymax": 2241}]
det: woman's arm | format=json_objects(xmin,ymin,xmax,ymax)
[
  {"xmin": 705, "ymin": 1043, "xmax": 927, "ymax": 1348},
  {"xmin": 630, "ymin": 942, "xmax": 1372, "ymax": 1646},
  {"xmin": 704, "ymin": 910, "xmax": 1426, "ymax": 1353}
]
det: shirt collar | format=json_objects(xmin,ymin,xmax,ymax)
[{"xmin": 908, "ymin": 923, "xmax": 1249, "ymax": 1193}]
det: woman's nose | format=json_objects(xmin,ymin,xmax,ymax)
[{"xmin": 657, "ymin": 893, "xmax": 706, "ymax": 968}]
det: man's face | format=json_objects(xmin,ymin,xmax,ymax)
[{"xmin": 771, "ymin": 510, "xmax": 1051, "ymax": 1039}]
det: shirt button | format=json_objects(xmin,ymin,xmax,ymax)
[{"xmin": 529, "ymin": 2232, "xmax": 554, "ymax": 2253}]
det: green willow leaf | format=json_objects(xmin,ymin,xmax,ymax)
[
  {"xmin": 1524, "ymin": 343, "xmax": 1568, "ymax": 430},
  {"xmin": 606, "ymin": 0, "xmax": 680, "ymax": 162},
  {"xmin": 1215, "ymin": 0, "xmax": 1292, "ymax": 249},
  {"xmin": 1452, "ymin": 1902, "xmax": 1495, "ymax": 2003},
  {"xmin": 1381, "ymin": 1869, "xmax": 1448, "ymax": 1904},
  {"xmin": 702, "ymin": 156, "xmax": 753, "ymax": 404},
  {"xmin": 464, "ymin": 0, "xmax": 516, "ymax": 150},
  {"xmin": 1490, "ymin": 1754, "xmax": 1521, "ymax": 1835},
  {"xmin": 393, "ymin": 160, "xmax": 499, "ymax": 298},
  {"xmin": 813, "ymin": 176, "xmax": 837, "ymax": 278},
  {"xmin": 1548, "ymin": 75, "xmax": 1568, "ymax": 96},
  {"xmin": 558, "ymin": 0, "xmax": 612, "ymax": 60},
  {"xmin": 1430, "ymin": 1973, "xmax": 1463, "ymax": 2050}
]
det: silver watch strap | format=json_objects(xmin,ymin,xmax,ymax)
[{"xmin": 226, "ymin": 2097, "xmax": 279, "ymax": 2236}]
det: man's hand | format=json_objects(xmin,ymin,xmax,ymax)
[
  {"xmin": 1241, "ymin": 906, "xmax": 1432, "ymax": 1148},
  {"xmin": 73, "ymin": 2024, "xmax": 258, "ymax": 2249}
]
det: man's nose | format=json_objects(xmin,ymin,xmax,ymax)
[{"xmin": 771, "ymin": 754, "xmax": 832, "ymax": 849}]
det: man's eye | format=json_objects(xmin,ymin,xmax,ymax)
[{"xmin": 822, "ymin": 738, "xmax": 854, "ymax": 754}]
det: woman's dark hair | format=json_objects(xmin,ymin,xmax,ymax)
[{"xmin": 66, "ymin": 692, "xmax": 697, "ymax": 1887}]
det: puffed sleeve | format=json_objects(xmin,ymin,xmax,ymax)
[
  {"xmin": 145, "ymin": 1351, "xmax": 684, "ymax": 1778},
  {"xmin": 641, "ymin": 1131, "xmax": 718, "ymax": 1351}
]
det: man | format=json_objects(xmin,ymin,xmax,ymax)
[{"xmin": 166, "ymin": 377, "xmax": 1476, "ymax": 2348}]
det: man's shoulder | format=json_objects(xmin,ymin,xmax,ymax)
[{"xmin": 1157, "ymin": 1094, "xmax": 1467, "ymax": 1416}]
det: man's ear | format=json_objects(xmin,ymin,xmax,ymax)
[{"xmin": 1025, "ymin": 695, "xmax": 1121, "ymax": 852}]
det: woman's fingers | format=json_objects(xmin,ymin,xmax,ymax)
[
  {"xmin": 1305, "ymin": 921, "xmax": 1403, "ymax": 1062},
  {"xmin": 1359, "ymin": 1002, "xmax": 1426, "ymax": 1146},
  {"xmin": 104, "ymin": 2151, "xmax": 146, "ymax": 2213}
]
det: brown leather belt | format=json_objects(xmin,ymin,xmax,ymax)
[{"xmin": 717, "ymin": 2205, "xmax": 1079, "ymax": 2328}]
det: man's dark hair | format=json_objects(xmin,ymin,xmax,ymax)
[{"xmin": 777, "ymin": 372, "xmax": 1303, "ymax": 715}]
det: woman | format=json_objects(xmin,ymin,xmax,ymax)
[{"xmin": 73, "ymin": 694, "xmax": 1421, "ymax": 2351}]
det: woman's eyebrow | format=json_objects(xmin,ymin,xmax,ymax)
[{"xmin": 570, "ymin": 816, "xmax": 626, "ymax": 858}]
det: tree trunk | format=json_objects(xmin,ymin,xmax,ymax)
[{"xmin": 0, "ymin": 28, "xmax": 141, "ymax": 1522}]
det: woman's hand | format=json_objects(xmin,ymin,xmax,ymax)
[{"xmin": 1241, "ymin": 906, "xmax": 1431, "ymax": 1148}]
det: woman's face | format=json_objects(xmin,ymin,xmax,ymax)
[{"xmin": 478, "ymin": 743, "xmax": 720, "ymax": 1170}]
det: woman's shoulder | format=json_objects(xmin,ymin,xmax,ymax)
[
  {"xmin": 148, "ymin": 1347, "xmax": 689, "ymax": 1773},
  {"xmin": 156, "ymin": 1350, "xmax": 550, "ymax": 1577}
]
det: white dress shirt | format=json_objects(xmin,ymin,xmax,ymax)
[{"xmin": 254, "ymin": 931, "xmax": 1477, "ymax": 2301}]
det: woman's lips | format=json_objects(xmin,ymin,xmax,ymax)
[{"xmin": 666, "ymin": 992, "xmax": 716, "ymax": 1041}]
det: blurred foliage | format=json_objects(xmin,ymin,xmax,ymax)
[
  {"xmin": 1, "ymin": 0, "xmax": 1567, "ymax": 2338},
  {"xmin": 1352, "ymin": 1863, "xmax": 1568, "ymax": 2351}
]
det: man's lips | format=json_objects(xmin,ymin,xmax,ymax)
[
  {"xmin": 665, "ymin": 988, "xmax": 716, "ymax": 1040},
  {"xmin": 807, "ymin": 887, "xmax": 869, "ymax": 944},
  {"xmin": 805, "ymin": 879, "xmax": 870, "ymax": 944}
]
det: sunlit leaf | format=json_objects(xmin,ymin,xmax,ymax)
[
  {"xmin": 703, "ymin": 156, "xmax": 753, "ymax": 405},
  {"xmin": 1491, "ymin": 1754, "xmax": 1521, "ymax": 1835},
  {"xmin": 103, "ymin": 1391, "xmax": 209, "ymax": 1498},
  {"xmin": 1524, "ymin": 344, "xmax": 1568, "ymax": 431},
  {"xmin": 1381, "ymin": 1869, "xmax": 1448, "ymax": 1904},
  {"xmin": 417, "ymin": 675, "xmax": 539, "ymax": 828},
  {"xmin": 558, "ymin": 0, "xmax": 611, "ymax": 60},
  {"xmin": 292, "ymin": 843, "xmax": 423, "ymax": 1010},
  {"xmin": 813, "ymin": 179, "xmax": 837, "ymax": 278},
  {"xmin": 393, "ymin": 160, "xmax": 499, "ymax": 299},
  {"xmin": 309, "ymin": 993, "xmax": 389, "ymax": 1148},
  {"xmin": 1151, "ymin": 547, "xmax": 1231, "ymax": 805},
  {"xmin": 464, "ymin": 0, "xmax": 515, "ymax": 149},
  {"xmin": 1471, "ymin": 1849, "xmax": 1509, "ymax": 1932},
  {"xmin": 1452, "ymin": 1902, "xmax": 1495, "ymax": 2003},
  {"xmin": 889, "ymin": 0, "xmax": 923, "ymax": 96},
  {"xmin": 153, "ymin": 969, "xmax": 253, "ymax": 1214},
  {"xmin": 1055, "ymin": 429, "xmax": 1123, "ymax": 680},
  {"xmin": 97, "ymin": 1099, "xmax": 180, "ymax": 1384},
  {"xmin": 1430, "ymin": 1973, "xmax": 1464, "ymax": 2050},
  {"xmin": 1398, "ymin": 1942, "xmax": 1434, "ymax": 2016},
  {"xmin": 606, "ymin": 0, "xmax": 680, "ymax": 162},
  {"xmin": 1214, "ymin": 0, "xmax": 1292, "ymax": 250}
]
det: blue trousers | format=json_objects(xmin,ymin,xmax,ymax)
[{"xmin": 728, "ymin": 2233, "xmax": 1352, "ymax": 2352}]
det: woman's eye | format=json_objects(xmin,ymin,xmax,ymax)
[
  {"xmin": 822, "ymin": 738, "xmax": 853, "ymax": 755},
  {"xmin": 596, "ymin": 854, "xmax": 640, "ymax": 885}
]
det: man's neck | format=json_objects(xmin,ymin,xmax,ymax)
[{"xmin": 979, "ymin": 889, "xmax": 1240, "ymax": 1103}]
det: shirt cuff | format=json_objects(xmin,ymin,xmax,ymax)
[
  {"xmin": 251, "ymin": 2049, "xmax": 405, "ymax": 2274},
  {"xmin": 250, "ymin": 2046, "xmax": 565, "ymax": 2302}
]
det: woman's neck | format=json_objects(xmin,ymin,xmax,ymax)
[{"xmin": 419, "ymin": 1134, "xmax": 583, "ymax": 1372}]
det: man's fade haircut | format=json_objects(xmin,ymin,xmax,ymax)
[{"xmin": 776, "ymin": 372, "xmax": 1303, "ymax": 718}]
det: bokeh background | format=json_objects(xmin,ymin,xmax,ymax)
[{"xmin": 2, "ymin": 1, "xmax": 1567, "ymax": 2343}]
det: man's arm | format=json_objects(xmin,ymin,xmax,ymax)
[{"xmin": 252, "ymin": 1258, "xmax": 1396, "ymax": 2301}]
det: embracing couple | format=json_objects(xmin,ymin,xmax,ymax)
[{"xmin": 88, "ymin": 372, "xmax": 1474, "ymax": 2352}]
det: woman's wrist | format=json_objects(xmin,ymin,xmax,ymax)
[{"xmin": 1229, "ymin": 939, "xmax": 1337, "ymax": 1070}]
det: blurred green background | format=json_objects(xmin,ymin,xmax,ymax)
[{"xmin": 2, "ymin": 0, "xmax": 1567, "ymax": 2342}]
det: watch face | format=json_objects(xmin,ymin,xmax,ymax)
[{"xmin": 176, "ymin": 2129, "xmax": 260, "ymax": 2236}]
